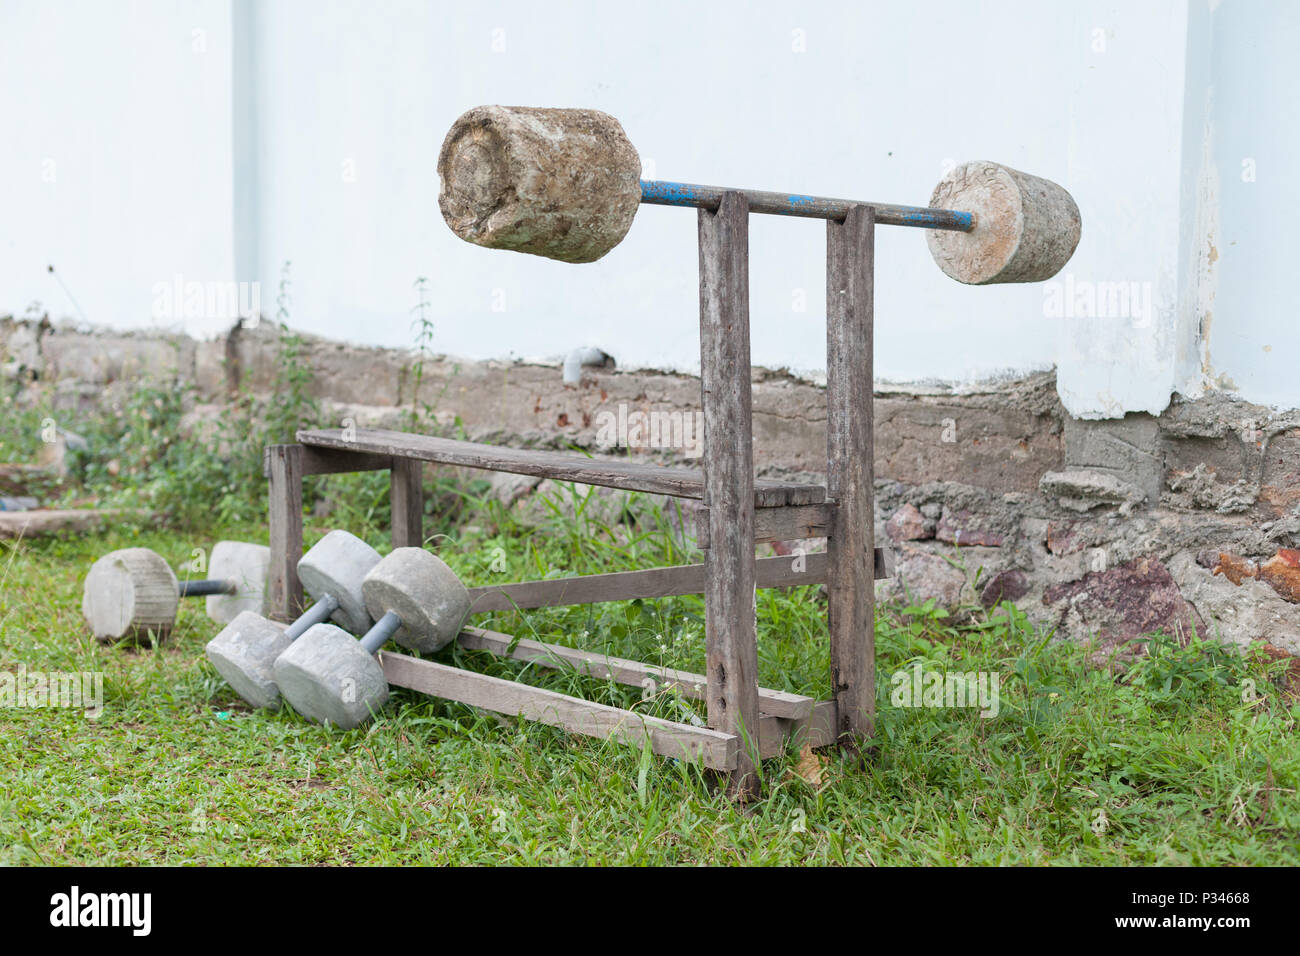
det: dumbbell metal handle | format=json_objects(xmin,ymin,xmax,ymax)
[
  {"xmin": 639, "ymin": 180, "xmax": 975, "ymax": 231},
  {"xmin": 284, "ymin": 594, "xmax": 342, "ymax": 642},
  {"xmin": 178, "ymin": 579, "xmax": 239, "ymax": 598},
  {"xmin": 359, "ymin": 611, "xmax": 402, "ymax": 655}
]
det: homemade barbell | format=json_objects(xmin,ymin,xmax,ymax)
[
  {"xmin": 204, "ymin": 529, "xmax": 381, "ymax": 708},
  {"xmin": 273, "ymin": 548, "xmax": 470, "ymax": 729},
  {"xmin": 437, "ymin": 105, "xmax": 1081, "ymax": 283},
  {"xmin": 82, "ymin": 541, "xmax": 271, "ymax": 644}
]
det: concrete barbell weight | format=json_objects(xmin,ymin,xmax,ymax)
[
  {"xmin": 273, "ymin": 548, "xmax": 471, "ymax": 729},
  {"xmin": 204, "ymin": 529, "xmax": 381, "ymax": 709},
  {"xmin": 437, "ymin": 105, "xmax": 642, "ymax": 264},
  {"xmin": 438, "ymin": 105, "xmax": 1080, "ymax": 283},
  {"xmin": 82, "ymin": 542, "xmax": 272, "ymax": 645},
  {"xmin": 925, "ymin": 162, "xmax": 1081, "ymax": 285}
]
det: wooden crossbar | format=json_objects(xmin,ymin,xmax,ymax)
[
  {"xmin": 465, "ymin": 550, "xmax": 888, "ymax": 614},
  {"xmin": 382, "ymin": 643, "xmax": 839, "ymax": 765},
  {"xmin": 297, "ymin": 428, "xmax": 824, "ymax": 507},
  {"xmin": 380, "ymin": 650, "xmax": 740, "ymax": 770},
  {"xmin": 456, "ymin": 625, "xmax": 815, "ymax": 719}
]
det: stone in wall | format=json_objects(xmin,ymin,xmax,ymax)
[
  {"xmin": 1171, "ymin": 551, "xmax": 1300, "ymax": 655},
  {"xmin": 1042, "ymin": 555, "xmax": 1204, "ymax": 652}
]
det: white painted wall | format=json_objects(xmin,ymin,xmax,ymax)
[
  {"xmin": 1056, "ymin": 1, "xmax": 1191, "ymax": 419},
  {"xmin": 1179, "ymin": 0, "xmax": 1298, "ymax": 411},
  {"xmin": 245, "ymin": 0, "xmax": 1075, "ymax": 386},
  {"xmin": 1, "ymin": 0, "xmax": 1294, "ymax": 416},
  {"xmin": 0, "ymin": 0, "xmax": 235, "ymax": 338}
]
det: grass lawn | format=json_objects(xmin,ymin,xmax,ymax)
[{"xmin": 2, "ymin": 478, "xmax": 1297, "ymax": 865}]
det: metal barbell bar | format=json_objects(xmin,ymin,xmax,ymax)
[{"xmin": 437, "ymin": 105, "xmax": 1081, "ymax": 284}]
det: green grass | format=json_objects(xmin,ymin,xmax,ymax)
[{"xmin": 1, "ymin": 480, "xmax": 1298, "ymax": 865}]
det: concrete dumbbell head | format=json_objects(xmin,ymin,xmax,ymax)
[
  {"xmin": 82, "ymin": 548, "xmax": 179, "ymax": 645},
  {"xmin": 438, "ymin": 105, "xmax": 643, "ymax": 263},
  {"xmin": 272, "ymin": 548, "xmax": 470, "ymax": 730},
  {"xmin": 926, "ymin": 162, "xmax": 1081, "ymax": 285},
  {"xmin": 204, "ymin": 529, "xmax": 381, "ymax": 709},
  {"xmin": 363, "ymin": 548, "xmax": 471, "ymax": 653},
  {"xmin": 296, "ymin": 529, "xmax": 379, "ymax": 634},
  {"xmin": 272, "ymin": 624, "xmax": 389, "ymax": 730},
  {"xmin": 204, "ymin": 540, "xmax": 271, "ymax": 624},
  {"xmin": 203, "ymin": 611, "xmax": 290, "ymax": 709}
]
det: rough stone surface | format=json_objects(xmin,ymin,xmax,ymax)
[
  {"xmin": 297, "ymin": 530, "xmax": 382, "ymax": 635},
  {"xmin": 936, "ymin": 508, "xmax": 1006, "ymax": 547},
  {"xmin": 205, "ymin": 540, "xmax": 271, "ymax": 625},
  {"xmin": 980, "ymin": 569, "xmax": 1030, "ymax": 609},
  {"xmin": 1040, "ymin": 469, "xmax": 1148, "ymax": 514},
  {"xmin": 927, "ymin": 161, "xmax": 1082, "ymax": 284},
  {"xmin": 1169, "ymin": 552, "xmax": 1300, "ymax": 655},
  {"xmin": 273, "ymin": 623, "xmax": 389, "ymax": 730},
  {"xmin": 875, "ymin": 546, "xmax": 974, "ymax": 613},
  {"xmin": 1259, "ymin": 550, "xmax": 1300, "ymax": 603},
  {"xmin": 205, "ymin": 611, "xmax": 292, "ymax": 709},
  {"xmin": 1064, "ymin": 414, "xmax": 1164, "ymax": 504},
  {"xmin": 886, "ymin": 503, "xmax": 929, "ymax": 542},
  {"xmin": 1042, "ymin": 555, "xmax": 1203, "ymax": 650},
  {"xmin": 438, "ymin": 105, "xmax": 642, "ymax": 264},
  {"xmin": 362, "ymin": 548, "xmax": 471, "ymax": 653}
]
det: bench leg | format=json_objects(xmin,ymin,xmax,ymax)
[
  {"xmin": 390, "ymin": 458, "xmax": 424, "ymax": 549},
  {"xmin": 826, "ymin": 205, "xmax": 876, "ymax": 749},
  {"xmin": 699, "ymin": 192, "xmax": 761, "ymax": 800},
  {"xmin": 267, "ymin": 444, "xmax": 305, "ymax": 622}
]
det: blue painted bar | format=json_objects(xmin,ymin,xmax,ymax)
[{"xmin": 639, "ymin": 180, "xmax": 973, "ymax": 231}]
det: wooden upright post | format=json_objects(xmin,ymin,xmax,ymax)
[
  {"xmin": 267, "ymin": 443, "xmax": 305, "ymax": 622},
  {"xmin": 825, "ymin": 205, "xmax": 876, "ymax": 748},
  {"xmin": 390, "ymin": 458, "xmax": 425, "ymax": 548},
  {"xmin": 698, "ymin": 191, "xmax": 761, "ymax": 800}
]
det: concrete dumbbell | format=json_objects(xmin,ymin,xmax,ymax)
[
  {"xmin": 438, "ymin": 105, "xmax": 1080, "ymax": 282},
  {"xmin": 204, "ymin": 530, "xmax": 381, "ymax": 709},
  {"xmin": 82, "ymin": 542, "xmax": 271, "ymax": 645},
  {"xmin": 273, "ymin": 548, "xmax": 471, "ymax": 730}
]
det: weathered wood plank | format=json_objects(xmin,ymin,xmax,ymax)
[
  {"xmin": 467, "ymin": 553, "xmax": 822, "ymax": 612},
  {"xmin": 263, "ymin": 445, "xmax": 395, "ymax": 478},
  {"xmin": 297, "ymin": 428, "xmax": 823, "ymax": 508},
  {"xmin": 266, "ymin": 444, "xmax": 304, "ymax": 622},
  {"xmin": 456, "ymin": 625, "xmax": 814, "ymax": 719},
  {"xmin": 698, "ymin": 191, "xmax": 762, "ymax": 799},
  {"xmin": 390, "ymin": 457, "xmax": 424, "ymax": 548},
  {"xmin": 379, "ymin": 650, "xmax": 738, "ymax": 769},
  {"xmin": 826, "ymin": 205, "xmax": 876, "ymax": 746},
  {"xmin": 758, "ymin": 699, "xmax": 838, "ymax": 759},
  {"xmin": 0, "ymin": 508, "xmax": 144, "ymax": 540},
  {"xmin": 465, "ymin": 549, "xmax": 887, "ymax": 614},
  {"xmin": 696, "ymin": 503, "xmax": 831, "ymax": 548}
]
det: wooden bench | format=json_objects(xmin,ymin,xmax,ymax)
[{"xmin": 266, "ymin": 197, "xmax": 882, "ymax": 798}]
